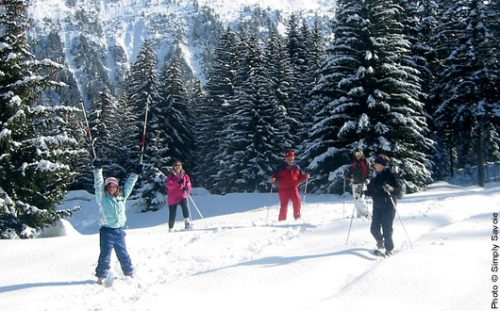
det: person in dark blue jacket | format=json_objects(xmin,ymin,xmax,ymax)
[{"xmin": 365, "ymin": 154, "xmax": 401, "ymax": 256}]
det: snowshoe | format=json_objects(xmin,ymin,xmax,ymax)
[{"xmin": 372, "ymin": 249, "xmax": 386, "ymax": 257}]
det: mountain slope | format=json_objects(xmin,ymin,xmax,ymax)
[{"xmin": 28, "ymin": 0, "xmax": 333, "ymax": 107}]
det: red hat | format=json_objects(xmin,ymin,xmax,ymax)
[{"xmin": 285, "ymin": 150, "xmax": 296, "ymax": 158}]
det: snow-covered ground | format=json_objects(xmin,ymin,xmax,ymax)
[{"xmin": 0, "ymin": 181, "xmax": 498, "ymax": 311}]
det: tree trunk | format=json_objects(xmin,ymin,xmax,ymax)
[
  {"xmin": 477, "ymin": 126, "xmax": 485, "ymax": 187},
  {"xmin": 449, "ymin": 146, "xmax": 454, "ymax": 177}
]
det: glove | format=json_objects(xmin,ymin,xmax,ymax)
[
  {"xmin": 132, "ymin": 163, "xmax": 144, "ymax": 174},
  {"xmin": 182, "ymin": 186, "xmax": 188, "ymax": 192},
  {"xmin": 91, "ymin": 158, "xmax": 102, "ymax": 169},
  {"xmin": 178, "ymin": 177, "xmax": 184, "ymax": 185},
  {"xmin": 383, "ymin": 184, "xmax": 394, "ymax": 193}
]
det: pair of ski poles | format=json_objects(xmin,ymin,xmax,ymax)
[
  {"xmin": 80, "ymin": 97, "xmax": 149, "ymax": 165},
  {"xmin": 81, "ymin": 100, "xmax": 207, "ymax": 222},
  {"xmin": 345, "ymin": 188, "xmax": 413, "ymax": 248},
  {"xmin": 187, "ymin": 193, "xmax": 205, "ymax": 220}
]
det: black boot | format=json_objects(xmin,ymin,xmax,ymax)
[{"xmin": 376, "ymin": 240, "xmax": 384, "ymax": 250}]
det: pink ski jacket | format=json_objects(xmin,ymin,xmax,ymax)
[{"xmin": 166, "ymin": 172, "xmax": 192, "ymax": 205}]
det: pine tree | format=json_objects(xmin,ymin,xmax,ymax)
[
  {"xmin": 159, "ymin": 51, "xmax": 195, "ymax": 170},
  {"xmin": 89, "ymin": 85, "xmax": 128, "ymax": 178},
  {"xmin": 127, "ymin": 40, "xmax": 163, "ymax": 211},
  {"xmin": 400, "ymin": 0, "xmax": 446, "ymax": 180},
  {"xmin": 264, "ymin": 30, "xmax": 296, "ymax": 149},
  {"xmin": 433, "ymin": 0, "xmax": 499, "ymax": 186},
  {"xmin": 196, "ymin": 28, "xmax": 240, "ymax": 192},
  {"xmin": 284, "ymin": 14, "xmax": 307, "ymax": 135},
  {"xmin": 114, "ymin": 95, "xmax": 137, "ymax": 175},
  {"xmin": 0, "ymin": 0, "xmax": 83, "ymax": 238},
  {"xmin": 301, "ymin": 15, "xmax": 326, "ymax": 140},
  {"xmin": 188, "ymin": 78, "xmax": 204, "ymax": 186},
  {"xmin": 215, "ymin": 34, "xmax": 284, "ymax": 193},
  {"xmin": 286, "ymin": 13, "xmax": 303, "ymax": 76},
  {"xmin": 302, "ymin": 0, "xmax": 434, "ymax": 193}
]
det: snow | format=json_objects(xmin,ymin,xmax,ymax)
[
  {"xmin": 197, "ymin": 0, "xmax": 326, "ymax": 21},
  {"xmin": 0, "ymin": 181, "xmax": 497, "ymax": 310}
]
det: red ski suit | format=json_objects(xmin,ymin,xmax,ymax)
[{"xmin": 272, "ymin": 164, "xmax": 308, "ymax": 220}]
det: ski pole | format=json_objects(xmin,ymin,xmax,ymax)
[
  {"xmin": 303, "ymin": 179, "xmax": 308, "ymax": 205},
  {"xmin": 139, "ymin": 98, "xmax": 151, "ymax": 164},
  {"xmin": 342, "ymin": 178, "xmax": 346, "ymax": 218},
  {"xmin": 265, "ymin": 185, "xmax": 273, "ymax": 225},
  {"xmin": 345, "ymin": 202, "xmax": 356, "ymax": 244},
  {"xmin": 188, "ymin": 194, "xmax": 204, "ymax": 219},
  {"xmin": 79, "ymin": 101, "xmax": 96, "ymax": 159},
  {"xmin": 387, "ymin": 192, "xmax": 413, "ymax": 248}
]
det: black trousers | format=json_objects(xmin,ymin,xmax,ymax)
[
  {"xmin": 168, "ymin": 198, "xmax": 190, "ymax": 229},
  {"xmin": 370, "ymin": 207, "xmax": 396, "ymax": 252}
]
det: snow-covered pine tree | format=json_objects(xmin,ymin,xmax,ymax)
[
  {"xmin": 284, "ymin": 14, "xmax": 307, "ymax": 135},
  {"xmin": 188, "ymin": 78, "xmax": 204, "ymax": 185},
  {"xmin": 114, "ymin": 95, "xmax": 137, "ymax": 175},
  {"xmin": 395, "ymin": 0, "xmax": 440, "ymax": 178},
  {"xmin": 398, "ymin": 0, "xmax": 448, "ymax": 180},
  {"xmin": 302, "ymin": 0, "xmax": 433, "ymax": 193},
  {"xmin": 264, "ymin": 30, "xmax": 295, "ymax": 151},
  {"xmin": 214, "ymin": 34, "xmax": 283, "ymax": 193},
  {"xmin": 196, "ymin": 28, "xmax": 240, "ymax": 192},
  {"xmin": 0, "ymin": 186, "xmax": 17, "ymax": 239},
  {"xmin": 63, "ymin": 104, "xmax": 93, "ymax": 191},
  {"xmin": 433, "ymin": 0, "xmax": 499, "ymax": 186},
  {"xmin": 127, "ymin": 40, "xmax": 163, "ymax": 211},
  {"xmin": 301, "ymin": 15, "xmax": 326, "ymax": 140},
  {"xmin": 159, "ymin": 50, "xmax": 195, "ymax": 170},
  {"xmin": 285, "ymin": 13, "xmax": 303, "ymax": 76},
  {"xmin": 89, "ymin": 85, "xmax": 126, "ymax": 177},
  {"xmin": 0, "ymin": 0, "xmax": 84, "ymax": 238}
]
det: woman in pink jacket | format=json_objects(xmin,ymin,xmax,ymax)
[{"xmin": 166, "ymin": 161, "xmax": 193, "ymax": 231}]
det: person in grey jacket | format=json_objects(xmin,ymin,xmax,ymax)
[{"xmin": 92, "ymin": 158, "xmax": 142, "ymax": 285}]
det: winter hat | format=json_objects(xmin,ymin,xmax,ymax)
[
  {"xmin": 373, "ymin": 155, "xmax": 390, "ymax": 167},
  {"xmin": 105, "ymin": 177, "xmax": 119, "ymax": 187},
  {"xmin": 285, "ymin": 150, "xmax": 296, "ymax": 158}
]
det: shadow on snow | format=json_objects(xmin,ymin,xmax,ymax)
[{"xmin": 0, "ymin": 280, "xmax": 95, "ymax": 294}]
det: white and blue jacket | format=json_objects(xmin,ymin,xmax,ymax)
[{"xmin": 94, "ymin": 169, "xmax": 138, "ymax": 228}]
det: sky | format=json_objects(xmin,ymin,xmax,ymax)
[{"xmin": 0, "ymin": 179, "xmax": 498, "ymax": 311}]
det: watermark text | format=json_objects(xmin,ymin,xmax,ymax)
[{"xmin": 492, "ymin": 212, "xmax": 499, "ymax": 309}]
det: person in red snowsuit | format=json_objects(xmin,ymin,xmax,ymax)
[{"xmin": 271, "ymin": 150, "xmax": 310, "ymax": 221}]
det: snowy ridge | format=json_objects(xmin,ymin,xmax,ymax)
[
  {"xmin": 197, "ymin": 0, "xmax": 328, "ymax": 21},
  {"xmin": 0, "ymin": 182, "xmax": 497, "ymax": 310},
  {"xmin": 27, "ymin": 0, "xmax": 335, "ymax": 107}
]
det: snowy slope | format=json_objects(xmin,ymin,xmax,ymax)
[{"xmin": 0, "ymin": 182, "xmax": 498, "ymax": 311}]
